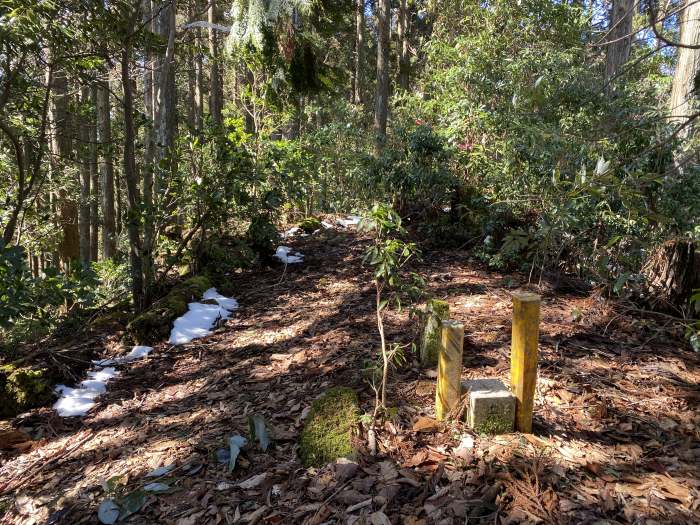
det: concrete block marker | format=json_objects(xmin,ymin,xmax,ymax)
[{"xmin": 462, "ymin": 378, "xmax": 515, "ymax": 434}]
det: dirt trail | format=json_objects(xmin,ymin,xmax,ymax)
[{"xmin": 1, "ymin": 229, "xmax": 699, "ymax": 524}]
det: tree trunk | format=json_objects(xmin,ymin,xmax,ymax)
[
  {"xmin": 50, "ymin": 64, "xmax": 80, "ymax": 268},
  {"xmin": 669, "ymin": 0, "xmax": 700, "ymax": 138},
  {"xmin": 89, "ymin": 86, "xmax": 99, "ymax": 261},
  {"xmin": 209, "ymin": 0, "xmax": 223, "ymax": 127},
  {"xmin": 398, "ymin": 0, "xmax": 410, "ymax": 91},
  {"xmin": 143, "ymin": 0, "xmax": 157, "ymax": 302},
  {"xmin": 642, "ymin": 239, "xmax": 699, "ymax": 311},
  {"xmin": 605, "ymin": 0, "xmax": 634, "ymax": 88},
  {"xmin": 78, "ymin": 85, "xmax": 92, "ymax": 268},
  {"xmin": 186, "ymin": 1, "xmax": 197, "ymax": 130},
  {"xmin": 374, "ymin": 0, "xmax": 390, "ymax": 151},
  {"xmin": 353, "ymin": 0, "xmax": 364, "ymax": 105},
  {"xmin": 195, "ymin": 29, "xmax": 204, "ymax": 132},
  {"xmin": 96, "ymin": 73, "xmax": 117, "ymax": 259},
  {"xmin": 121, "ymin": 31, "xmax": 145, "ymax": 311}
]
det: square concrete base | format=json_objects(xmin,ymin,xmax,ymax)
[{"xmin": 462, "ymin": 379, "xmax": 515, "ymax": 434}]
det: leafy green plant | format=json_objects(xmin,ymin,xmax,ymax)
[
  {"xmin": 361, "ymin": 204, "xmax": 423, "ymax": 419},
  {"xmin": 0, "ymin": 242, "xmax": 30, "ymax": 329}
]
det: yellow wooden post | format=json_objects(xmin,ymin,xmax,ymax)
[
  {"xmin": 510, "ymin": 292, "xmax": 541, "ymax": 433},
  {"xmin": 435, "ymin": 320, "xmax": 464, "ymax": 421}
]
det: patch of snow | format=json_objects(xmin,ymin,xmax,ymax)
[
  {"xmin": 168, "ymin": 288, "xmax": 239, "ymax": 345},
  {"xmin": 53, "ymin": 367, "xmax": 120, "ymax": 417},
  {"xmin": 321, "ymin": 221, "xmax": 334, "ymax": 229},
  {"xmin": 93, "ymin": 345, "xmax": 153, "ymax": 366},
  {"xmin": 281, "ymin": 226, "xmax": 301, "ymax": 239},
  {"xmin": 56, "ymin": 287, "xmax": 239, "ymax": 418},
  {"xmin": 337, "ymin": 215, "xmax": 361, "ymax": 227},
  {"xmin": 274, "ymin": 246, "xmax": 304, "ymax": 264},
  {"xmin": 203, "ymin": 287, "xmax": 239, "ymax": 311}
]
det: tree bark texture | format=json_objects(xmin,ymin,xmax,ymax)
[
  {"xmin": 374, "ymin": 0, "xmax": 390, "ymax": 151},
  {"xmin": 669, "ymin": 0, "xmax": 700, "ymax": 137},
  {"xmin": 605, "ymin": 0, "xmax": 634, "ymax": 88}
]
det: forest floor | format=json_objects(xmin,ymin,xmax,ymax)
[{"xmin": 1, "ymin": 227, "xmax": 699, "ymax": 525}]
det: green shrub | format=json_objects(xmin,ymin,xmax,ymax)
[{"xmin": 246, "ymin": 216, "xmax": 280, "ymax": 257}]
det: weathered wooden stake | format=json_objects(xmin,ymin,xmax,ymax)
[
  {"xmin": 510, "ymin": 292, "xmax": 541, "ymax": 433},
  {"xmin": 435, "ymin": 320, "xmax": 464, "ymax": 421}
]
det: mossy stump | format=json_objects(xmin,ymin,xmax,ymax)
[
  {"xmin": 419, "ymin": 299, "xmax": 450, "ymax": 367},
  {"xmin": 126, "ymin": 275, "xmax": 211, "ymax": 344},
  {"xmin": 299, "ymin": 387, "xmax": 359, "ymax": 467},
  {"xmin": 298, "ymin": 217, "xmax": 322, "ymax": 233},
  {"xmin": 0, "ymin": 366, "xmax": 53, "ymax": 418}
]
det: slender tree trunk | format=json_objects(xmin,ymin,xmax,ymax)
[
  {"xmin": 121, "ymin": 31, "xmax": 145, "ymax": 311},
  {"xmin": 398, "ymin": 0, "xmax": 410, "ymax": 91},
  {"xmin": 208, "ymin": 0, "xmax": 223, "ymax": 127},
  {"xmin": 90, "ymin": 86, "xmax": 99, "ymax": 261},
  {"xmin": 49, "ymin": 63, "xmax": 80, "ymax": 268},
  {"xmin": 374, "ymin": 0, "xmax": 390, "ymax": 151},
  {"xmin": 195, "ymin": 28, "xmax": 204, "ymax": 132},
  {"xmin": 605, "ymin": 0, "xmax": 634, "ymax": 88},
  {"xmin": 78, "ymin": 85, "xmax": 92, "ymax": 267},
  {"xmin": 96, "ymin": 73, "xmax": 117, "ymax": 259},
  {"xmin": 669, "ymin": 0, "xmax": 700, "ymax": 137},
  {"xmin": 353, "ymin": 0, "xmax": 364, "ymax": 104},
  {"xmin": 186, "ymin": 1, "xmax": 197, "ymax": 130},
  {"xmin": 143, "ymin": 0, "xmax": 157, "ymax": 302}
]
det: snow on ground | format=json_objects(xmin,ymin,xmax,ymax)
[
  {"xmin": 274, "ymin": 246, "xmax": 304, "ymax": 264},
  {"xmin": 54, "ymin": 367, "xmax": 121, "ymax": 417},
  {"xmin": 337, "ymin": 214, "xmax": 361, "ymax": 227},
  {"xmin": 281, "ymin": 226, "xmax": 301, "ymax": 239},
  {"xmin": 92, "ymin": 345, "xmax": 153, "ymax": 366},
  {"xmin": 168, "ymin": 288, "xmax": 239, "ymax": 345},
  {"xmin": 55, "ymin": 288, "xmax": 239, "ymax": 416}
]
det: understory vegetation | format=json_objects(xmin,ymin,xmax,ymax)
[
  {"xmin": 1, "ymin": 0, "xmax": 700, "ymax": 484},
  {"xmin": 2, "ymin": 0, "xmax": 699, "ymax": 350}
]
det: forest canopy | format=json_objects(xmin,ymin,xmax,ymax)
[{"xmin": 0, "ymin": 0, "xmax": 699, "ymax": 345}]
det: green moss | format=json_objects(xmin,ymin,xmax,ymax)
[
  {"xmin": 0, "ymin": 365, "xmax": 52, "ymax": 418},
  {"xmin": 298, "ymin": 216, "xmax": 322, "ymax": 233},
  {"xmin": 299, "ymin": 387, "xmax": 359, "ymax": 467},
  {"xmin": 91, "ymin": 302, "xmax": 133, "ymax": 330},
  {"xmin": 419, "ymin": 299, "xmax": 450, "ymax": 367},
  {"xmin": 126, "ymin": 275, "xmax": 211, "ymax": 344},
  {"xmin": 474, "ymin": 413, "xmax": 513, "ymax": 435}
]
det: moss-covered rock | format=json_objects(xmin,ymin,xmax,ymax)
[
  {"xmin": 299, "ymin": 387, "xmax": 359, "ymax": 467},
  {"xmin": 419, "ymin": 299, "xmax": 450, "ymax": 367},
  {"xmin": 91, "ymin": 300, "xmax": 133, "ymax": 330},
  {"xmin": 298, "ymin": 216, "xmax": 322, "ymax": 233},
  {"xmin": 0, "ymin": 365, "xmax": 52, "ymax": 418},
  {"xmin": 127, "ymin": 275, "xmax": 211, "ymax": 344}
]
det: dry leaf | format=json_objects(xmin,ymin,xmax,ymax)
[
  {"xmin": 412, "ymin": 416, "xmax": 439, "ymax": 433},
  {"xmin": 370, "ymin": 511, "xmax": 392, "ymax": 525}
]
